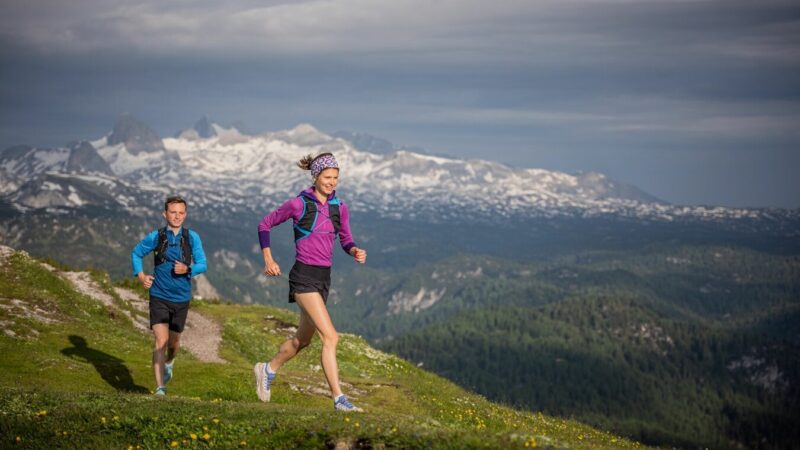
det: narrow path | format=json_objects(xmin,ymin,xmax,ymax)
[{"xmin": 62, "ymin": 272, "xmax": 226, "ymax": 363}]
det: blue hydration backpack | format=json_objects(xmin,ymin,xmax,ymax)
[{"xmin": 294, "ymin": 196, "xmax": 341, "ymax": 242}]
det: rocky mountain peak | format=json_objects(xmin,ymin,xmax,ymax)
[
  {"xmin": 194, "ymin": 116, "xmax": 216, "ymax": 138},
  {"xmin": 107, "ymin": 113, "xmax": 166, "ymax": 155},
  {"xmin": 66, "ymin": 141, "xmax": 114, "ymax": 176}
]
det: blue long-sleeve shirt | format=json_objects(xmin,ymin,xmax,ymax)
[{"xmin": 131, "ymin": 227, "xmax": 207, "ymax": 303}]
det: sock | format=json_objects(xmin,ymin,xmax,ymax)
[{"xmin": 265, "ymin": 363, "xmax": 276, "ymax": 376}]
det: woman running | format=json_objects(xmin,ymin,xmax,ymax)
[{"xmin": 253, "ymin": 152, "xmax": 367, "ymax": 412}]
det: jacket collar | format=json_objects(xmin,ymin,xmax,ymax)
[{"xmin": 300, "ymin": 186, "xmax": 337, "ymax": 204}]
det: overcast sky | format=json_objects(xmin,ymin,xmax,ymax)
[{"xmin": 1, "ymin": 0, "xmax": 798, "ymax": 207}]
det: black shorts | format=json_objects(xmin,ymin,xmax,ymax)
[
  {"xmin": 149, "ymin": 297, "xmax": 190, "ymax": 333},
  {"xmin": 288, "ymin": 261, "xmax": 331, "ymax": 304}
]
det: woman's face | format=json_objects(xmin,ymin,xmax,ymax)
[{"xmin": 314, "ymin": 168, "xmax": 339, "ymax": 196}]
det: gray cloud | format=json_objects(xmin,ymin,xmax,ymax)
[
  {"xmin": 3, "ymin": 0, "xmax": 797, "ymax": 63},
  {"xmin": 0, "ymin": 0, "xmax": 798, "ymax": 207}
]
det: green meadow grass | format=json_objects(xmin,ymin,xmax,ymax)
[{"xmin": 0, "ymin": 249, "xmax": 645, "ymax": 449}]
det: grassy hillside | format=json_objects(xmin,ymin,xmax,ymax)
[{"xmin": 0, "ymin": 247, "xmax": 644, "ymax": 449}]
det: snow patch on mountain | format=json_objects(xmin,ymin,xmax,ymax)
[{"xmin": 2, "ymin": 118, "xmax": 795, "ymax": 225}]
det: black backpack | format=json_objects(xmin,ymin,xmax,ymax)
[
  {"xmin": 154, "ymin": 227, "xmax": 193, "ymax": 266},
  {"xmin": 293, "ymin": 195, "xmax": 341, "ymax": 242}
]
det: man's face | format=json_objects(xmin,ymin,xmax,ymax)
[{"xmin": 163, "ymin": 202, "xmax": 187, "ymax": 229}]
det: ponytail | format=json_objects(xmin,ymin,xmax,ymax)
[{"xmin": 296, "ymin": 154, "xmax": 315, "ymax": 171}]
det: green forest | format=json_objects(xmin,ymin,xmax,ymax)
[{"xmin": 371, "ymin": 245, "xmax": 800, "ymax": 449}]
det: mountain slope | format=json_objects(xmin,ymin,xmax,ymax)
[
  {"xmin": 4, "ymin": 115, "xmax": 794, "ymax": 225},
  {"xmin": 0, "ymin": 245, "xmax": 644, "ymax": 449}
]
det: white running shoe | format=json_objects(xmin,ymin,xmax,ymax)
[
  {"xmin": 334, "ymin": 395, "xmax": 363, "ymax": 412},
  {"xmin": 253, "ymin": 362, "xmax": 275, "ymax": 402}
]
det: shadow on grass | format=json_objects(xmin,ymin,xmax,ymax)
[{"xmin": 61, "ymin": 335, "xmax": 149, "ymax": 393}]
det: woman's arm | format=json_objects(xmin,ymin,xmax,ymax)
[
  {"xmin": 338, "ymin": 201, "xmax": 366, "ymax": 264},
  {"xmin": 258, "ymin": 197, "xmax": 301, "ymax": 276}
]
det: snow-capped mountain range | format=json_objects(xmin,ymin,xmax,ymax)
[{"xmin": 0, "ymin": 115, "xmax": 792, "ymax": 224}]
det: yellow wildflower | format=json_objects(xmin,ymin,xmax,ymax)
[
  {"xmin": 170, "ymin": 441, "xmax": 178, "ymax": 448},
  {"xmin": 190, "ymin": 433, "xmax": 197, "ymax": 440},
  {"xmin": 100, "ymin": 416, "xmax": 107, "ymax": 424},
  {"xmin": 203, "ymin": 433, "xmax": 210, "ymax": 440},
  {"xmin": 213, "ymin": 418, "xmax": 220, "ymax": 424},
  {"xmin": 240, "ymin": 441, "xmax": 247, "ymax": 447}
]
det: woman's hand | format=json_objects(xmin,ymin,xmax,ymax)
[
  {"xmin": 261, "ymin": 247, "xmax": 281, "ymax": 276},
  {"xmin": 350, "ymin": 247, "xmax": 367, "ymax": 264},
  {"xmin": 264, "ymin": 260, "xmax": 282, "ymax": 277}
]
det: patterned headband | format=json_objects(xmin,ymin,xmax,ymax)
[{"xmin": 310, "ymin": 154, "xmax": 339, "ymax": 178}]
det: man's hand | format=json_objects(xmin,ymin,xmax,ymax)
[
  {"xmin": 174, "ymin": 261, "xmax": 190, "ymax": 275},
  {"xmin": 138, "ymin": 272, "xmax": 154, "ymax": 289},
  {"xmin": 350, "ymin": 247, "xmax": 367, "ymax": 264}
]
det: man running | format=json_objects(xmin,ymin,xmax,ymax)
[{"xmin": 132, "ymin": 195, "xmax": 207, "ymax": 396}]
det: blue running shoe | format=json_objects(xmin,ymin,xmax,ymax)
[
  {"xmin": 163, "ymin": 361, "xmax": 173, "ymax": 385},
  {"xmin": 334, "ymin": 395, "xmax": 363, "ymax": 412},
  {"xmin": 154, "ymin": 386, "xmax": 167, "ymax": 396}
]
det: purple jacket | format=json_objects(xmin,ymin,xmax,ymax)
[{"xmin": 258, "ymin": 187, "xmax": 356, "ymax": 267}]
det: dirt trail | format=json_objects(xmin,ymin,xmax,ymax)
[
  {"xmin": 0, "ymin": 245, "xmax": 226, "ymax": 363},
  {"xmin": 63, "ymin": 273, "xmax": 226, "ymax": 363},
  {"xmin": 114, "ymin": 285, "xmax": 226, "ymax": 363}
]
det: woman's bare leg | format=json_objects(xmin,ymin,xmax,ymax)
[
  {"xmin": 269, "ymin": 307, "xmax": 316, "ymax": 371},
  {"xmin": 293, "ymin": 292, "xmax": 342, "ymax": 398}
]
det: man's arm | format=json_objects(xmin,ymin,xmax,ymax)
[
  {"xmin": 188, "ymin": 230, "xmax": 207, "ymax": 277},
  {"xmin": 131, "ymin": 231, "xmax": 159, "ymax": 277}
]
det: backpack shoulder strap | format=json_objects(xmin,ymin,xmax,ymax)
[
  {"xmin": 154, "ymin": 227, "xmax": 169, "ymax": 266},
  {"xmin": 181, "ymin": 228, "xmax": 193, "ymax": 266},
  {"xmin": 294, "ymin": 196, "xmax": 318, "ymax": 241},
  {"xmin": 328, "ymin": 197, "xmax": 341, "ymax": 235}
]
